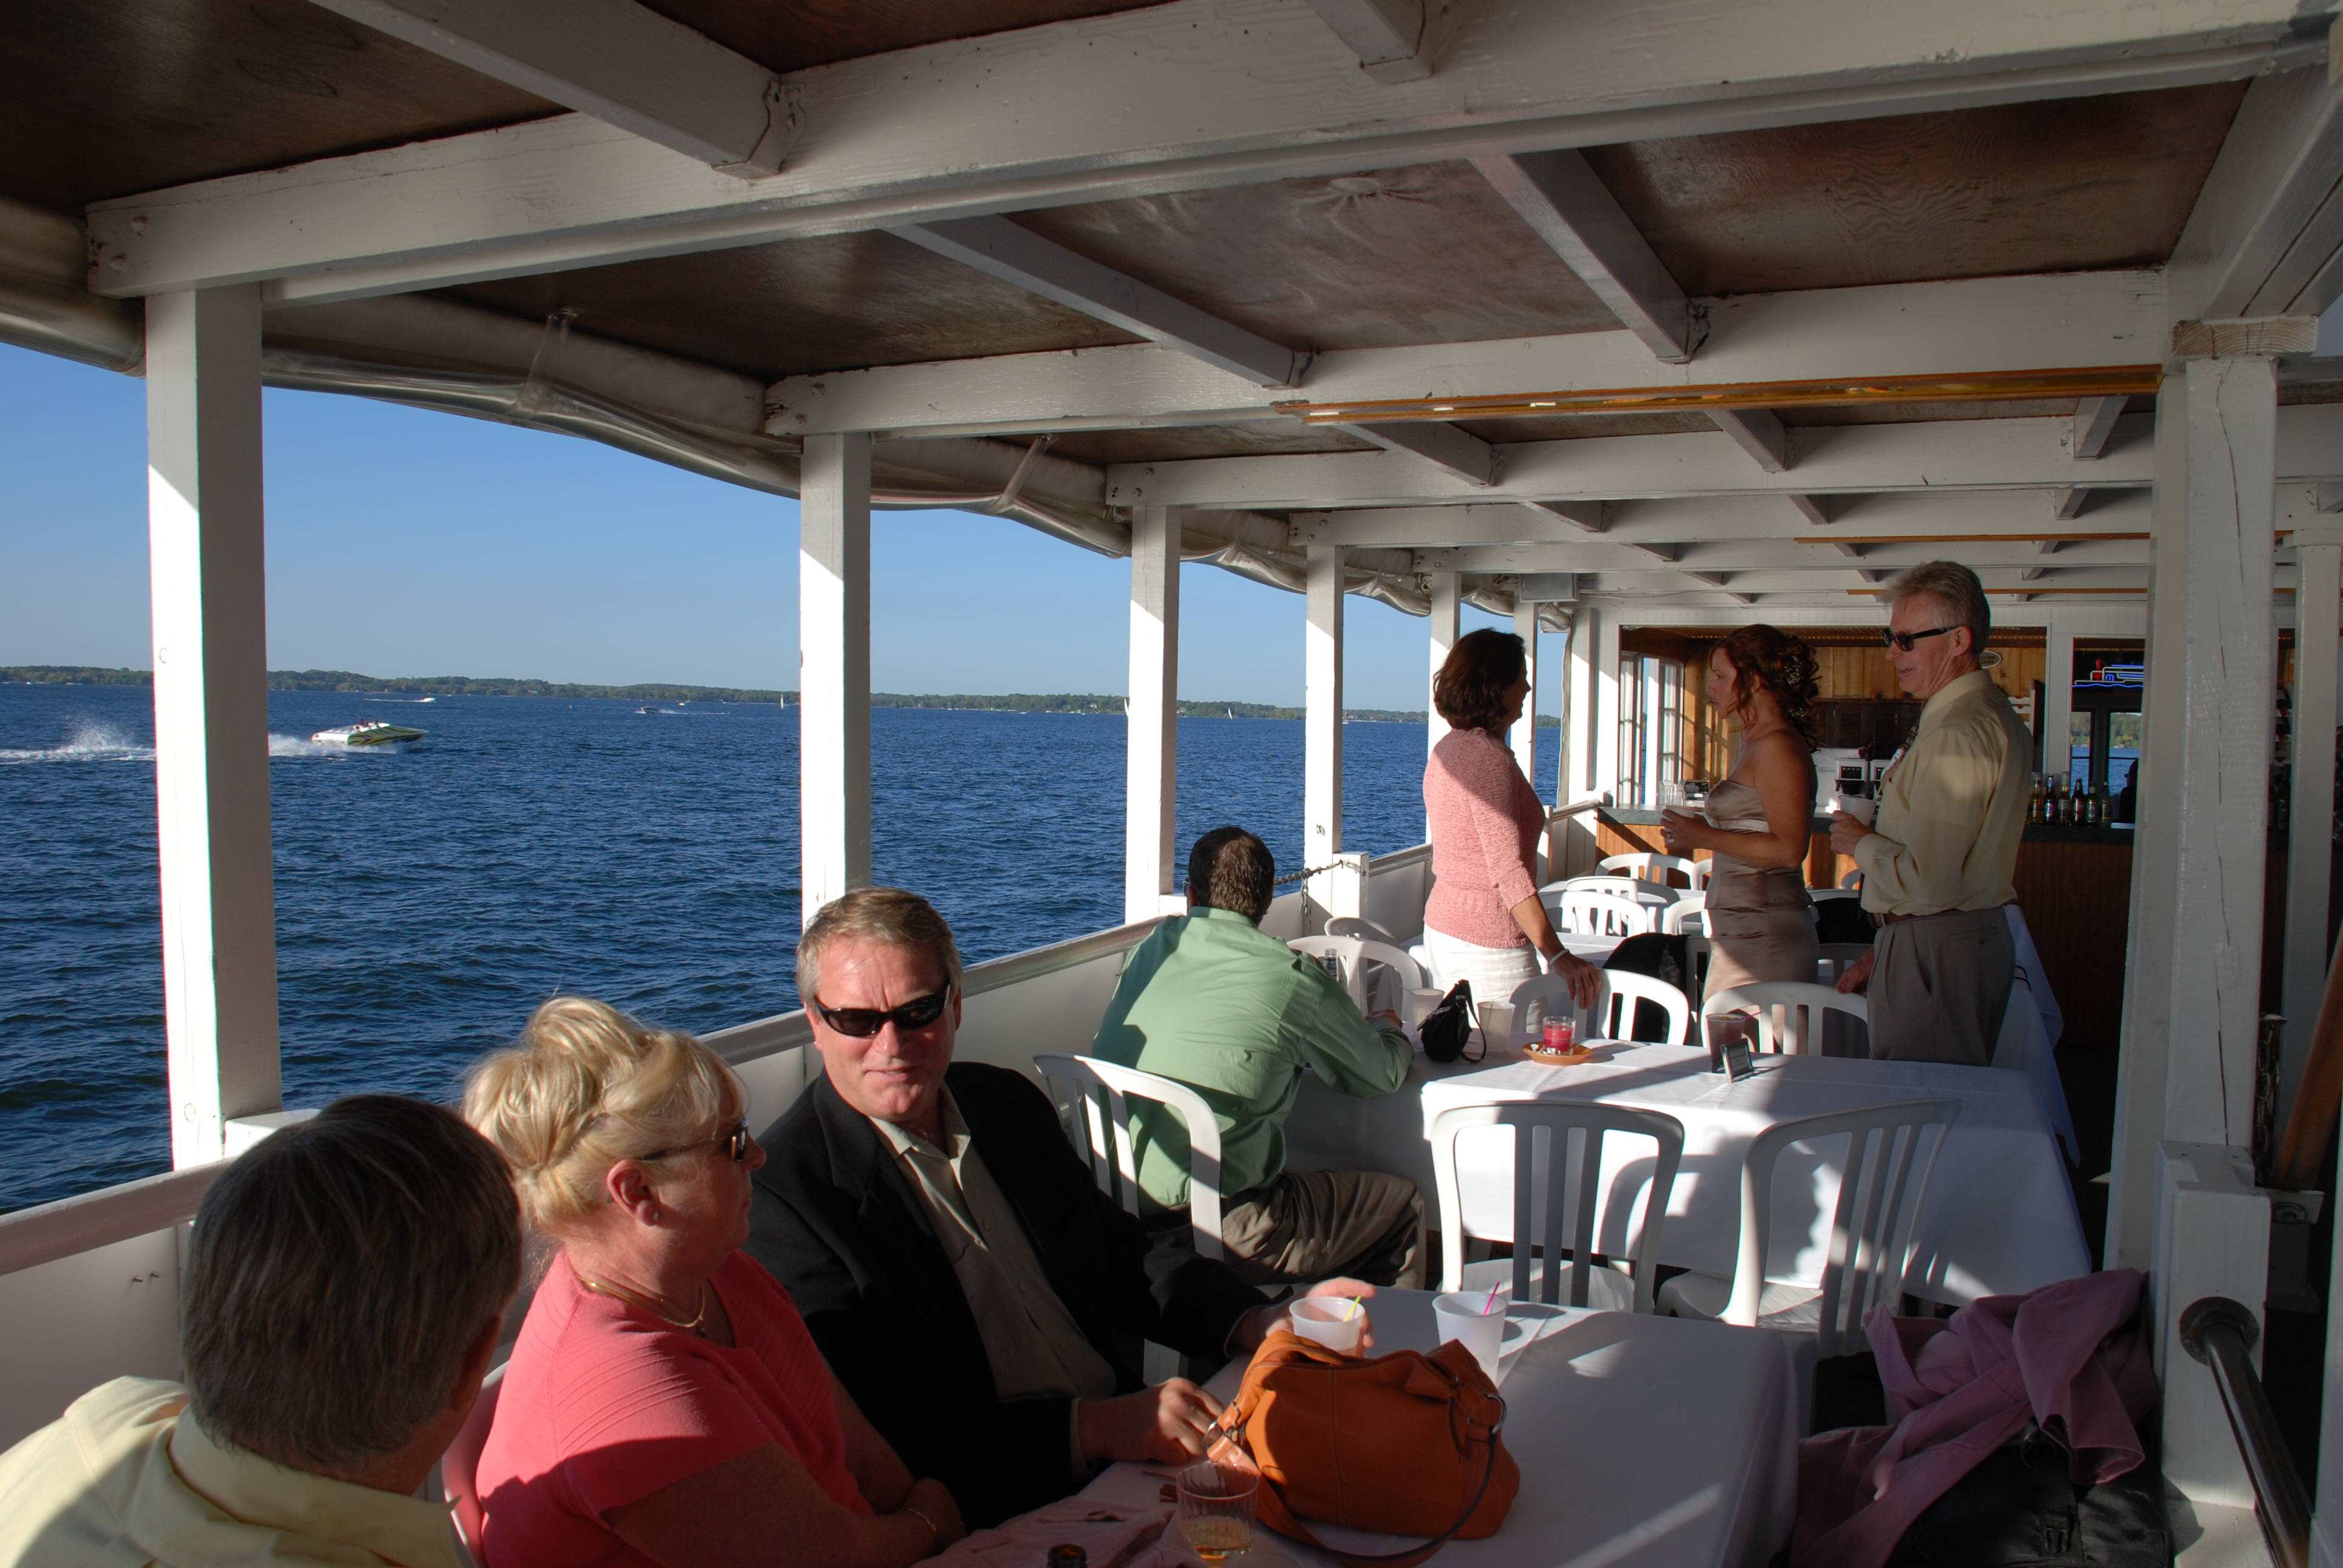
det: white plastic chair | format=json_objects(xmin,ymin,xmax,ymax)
[
  {"xmin": 1657, "ymin": 1099, "xmax": 1961, "ymax": 1402},
  {"xmin": 1599, "ymin": 852, "xmax": 1706, "ymax": 891},
  {"xmin": 441, "ymin": 1361, "xmax": 505, "ymax": 1561},
  {"xmin": 1325, "ymin": 915, "xmax": 1403, "ymax": 945},
  {"xmin": 1839, "ymin": 867, "xmax": 1864, "ymax": 891},
  {"xmin": 1510, "ymin": 970, "xmax": 1691, "ymax": 1047},
  {"xmin": 1815, "ymin": 942, "xmax": 1873, "ymax": 989},
  {"xmin": 1809, "ymin": 887, "xmax": 1861, "ymax": 904},
  {"xmin": 1034, "ymin": 1054, "xmax": 1224, "ymax": 1259},
  {"xmin": 1702, "ymin": 982, "xmax": 1868, "ymax": 1057},
  {"xmin": 1660, "ymin": 891, "xmax": 1708, "ymax": 935},
  {"xmin": 1432, "ymin": 1101, "xmax": 1686, "ymax": 1313},
  {"xmin": 1549, "ymin": 874, "xmax": 1676, "ymax": 907},
  {"xmin": 1288, "ymin": 935, "xmax": 1424, "ymax": 1013},
  {"xmin": 1547, "ymin": 888, "xmax": 1657, "ymax": 938}
]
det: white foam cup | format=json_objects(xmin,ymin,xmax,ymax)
[
  {"xmin": 1288, "ymin": 1296, "xmax": 1366, "ymax": 1353},
  {"xmin": 1433, "ymin": 1292, "xmax": 1531, "ymax": 1383},
  {"xmin": 1477, "ymin": 1000, "xmax": 1517, "ymax": 1048},
  {"xmin": 1830, "ymin": 794, "xmax": 1876, "ymax": 828}
]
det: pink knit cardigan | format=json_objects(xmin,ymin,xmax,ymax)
[{"xmin": 1423, "ymin": 725, "xmax": 1543, "ymax": 949}]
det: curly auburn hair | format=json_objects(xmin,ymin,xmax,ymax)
[
  {"xmin": 1715, "ymin": 624, "xmax": 1821, "ymax": 745},
  {"xmin": 1433, "ymin": 628, "xmax": 1528, "ymax": 733}
]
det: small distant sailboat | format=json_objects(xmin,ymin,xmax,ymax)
[{"xmin": 310, "ymin": 721, "xmax": 425, "ymax": 749}]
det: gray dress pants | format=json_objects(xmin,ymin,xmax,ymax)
[{"xmin": 1869, "ymin": 907, "xmax": 2016, "ymax": 1067}]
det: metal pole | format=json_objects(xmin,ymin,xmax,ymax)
[{"xmin": 2180, "ymin": 1296, "xmax": 2311, "ymax": 1568}]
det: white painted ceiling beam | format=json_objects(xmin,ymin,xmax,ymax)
[
  {"xmin": 889, "ymin": 216, "xmax": 1306, "ymax": 387},
  {"xmin": 1302, "ymin": 0, "xmax": 1437, "ymax": 83},
  {"xmin": 1473, "ymin": 151, "xmax": 1690, "ymax": 361},
  {"xmin": 1709, "ymin": 408, "xmax": 1788, "ymax": 471},
  {"xmin": 1293, "ymin": 491, "xmax": 2158, "ymax": 549},
  {"xmin": 1409, "ymin": 537, "xmax": 2152, "ymax": 575},
  {"xmin": 764, "ymin": 271, "xmax": 2164, "ymax": 440},
  {"xmin": 1342, "ymin": 421, "xmax": 1495, "ymax": 486},
  {"xmin": 305, "ymin": 0, "xmax": 793, "ymax": 175},
  {"xmin": 2171, "ymin": 60, "xmax": 2343, "ymax": 321},
  {"xmin": 2073, "ymin": 394, "xmax": 2126, "ymax": 457},
  {"xmin": 85, "ymin": 0, "xmax": 2299, "ymax": 299}
]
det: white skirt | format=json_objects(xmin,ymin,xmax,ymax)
[{"xmin": 1421, "ymin": 926, "xmax": 1548, "ymax": 1031}]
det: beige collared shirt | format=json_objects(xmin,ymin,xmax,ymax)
[
  {"xmin": 0, "ymin": 1376, "xmax": 462, "ymax": 1568},
  {"xmin": 876, "ymin": 1089, "xmax": 1118, "ymax": 1468},
  {"xmin": 1855, "ymin": 670, "xmax": 2034, "ymax": 918}
]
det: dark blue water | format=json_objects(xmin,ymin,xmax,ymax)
[{"xmin": 2, "ymin": 684, "xmax": 1554, "ymax": 1210}]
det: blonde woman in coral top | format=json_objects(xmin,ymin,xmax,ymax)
[{"xmin": 1421, "ymin": 629, "xmax": 1602, "ymax": 1019}]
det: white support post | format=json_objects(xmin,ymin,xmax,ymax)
[
  {"xmin": 1426, "ymin": 571, "xmax": 1460, "ymax": 840},
  {"xmin": 145, "ymin": 287, "xmax": 282, "ymax": 1169},
  {"xmin": 1305, "ymin": 545, "xmax": 1346, "ymax": 906},
  {"xmin": 2283, "ymin": 530, "xmax": 2341, "ymax": 1128},
  {"xmin": 799, "ymin": 433, "xmax": 873, "ymax": 930},
  {"xmin": 1126, "ymin": 505, "xmax": 1181, "ymax": 924},
  {"xmin": 1510, "ymin": 594, "xmax": 1541, "ymax": 792},
  {"xmin": 2107, "ymin": 359, "xmax": 2279, "ymax": 1273},
  {"xmin": 1593, "ymin": 611, "xmax": 1623, "ymax": 806},
  {"xmin": 2040, "ymin": 613, "xmax": 2075, "ymax": 782}
]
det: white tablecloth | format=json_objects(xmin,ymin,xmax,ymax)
[
  {"xmin": 1283, "ymin": 1042, "xmax": 2091, "ymax": 1304},
  {"xmin": 1078, "ymin": 1290, "xmax": 1797, "ymax": 1568}
]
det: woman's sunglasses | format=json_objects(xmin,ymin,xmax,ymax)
[
  {"xmin": 1881, "ymin": 626, "xmax": 1958, "ymax": 653},
  {"xmin": 640, "ymin": 1118, "xmax": 752, "ymax": 1165},
  {"xmin": 813, "ymin": 985, "xmax": 954, "ymax": 1039}
]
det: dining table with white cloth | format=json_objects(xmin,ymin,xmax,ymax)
[
  {"xmin": 1281, "ymin": 1040, "xmax": 2092, "ymax": 1305},
  {"xmin": 1072, "ymin": 1288, "xmax": 1798, "ymax": 1568}
]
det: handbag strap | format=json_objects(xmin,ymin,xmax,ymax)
[{"xmin": 1228, "ymin": 1388, "xmax": 1507, "ymax": 1568}]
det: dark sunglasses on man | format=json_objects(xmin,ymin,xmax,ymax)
[
  {"xmin": 1881, "ymin": 625, "xmax": 1959, "ymax": 654},
  {"xmin": 812, "ymin": 985, "xmax": 954, "ymax": 1039}
]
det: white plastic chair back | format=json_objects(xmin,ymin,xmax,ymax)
[
  {"xmin": 1703, "ymin": 981, "xmax": 1867, "ymax": 1056},
  {"xmin": 1809, "ymin": 887, "xmax": 1861, "ymax": 904},
  {"xmin": 1430, "ymin": 1101, "xmax": 1685, "ymax": 1312},
  {"xmin": 442, "ymin": 1361, "xmax": 505, "ymax": 1559},
  {"xmin": 1287, "ymin": 935, "xmax": 1423, "ymax": 1013},
  {"xmin": 1325, "ymin": 915, "xmax": 1401, "ymax": 945},
  {"xmin": 1548, "ymin": 888, "xmax": 1657, "ymax": 938},
  {"xmin": 1509, "ymin": 970, "xmax": 1691, "ymax": 1047},
  {"xmin": 1552, "ymin": 875, "xmax": 1675, "ymax": 907},
  {"xmin": 1033, "ymin": 1054, "xmax": 1224, "ymax": 1259},
  {"xmin": 1599, "ymin": 852, "xmax": 1706, "ymax": 891},
  {"xmin": 1660, "ymin": 891, "xmax": 1708, "ymax": 935},
  {"xmin": 1815, "ymin": 942, "xmax": 1873, "ymax": 989},
  {"xmin": 1723, "ymin": 1099, "xmax": 1960, "ymax": 1355},
  {"xmin": 1839, "ymin": 867, "xmax": 1864, "ymax": 890}
]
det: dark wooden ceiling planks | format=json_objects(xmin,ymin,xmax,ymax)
[
  {"xmin": 445, "ymin": 230, "xmax": 1142, "ymax": 381},
  {"xmin": 643, "ymin": 0, "xmax": 1147, "ymax": 74},
  {"xmin": 0, "ymin": 0, "xmax": 559, "ymax": 211},
  {"xmin": 1582, "ymin": 83, "xmax": 2250, "ymax": 295}
]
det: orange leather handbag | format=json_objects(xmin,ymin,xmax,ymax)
[{"xmin": 1216, "ymin": 1329, "xmax": 1518, "ymax": 1568}]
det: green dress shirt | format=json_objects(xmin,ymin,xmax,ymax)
[{"xmin": 1090, "ymin": 906, "xmax": 1413, "ymax": 1210}]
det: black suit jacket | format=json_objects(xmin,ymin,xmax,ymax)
[{"xmin": 746, "ymin": 1062, "xmax": 1270, "ymax": 1527}]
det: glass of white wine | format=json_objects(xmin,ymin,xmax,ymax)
[{"xmin": 1176, "ymin": 1458, "xmax": 1259, "ymax": 1566}]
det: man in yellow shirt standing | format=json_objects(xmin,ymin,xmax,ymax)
[
  {"xmin": 0, "ymin": 1095, "xmax": 522, "ymax": 1568},
  {"xmin": 1830, "ymin": 562, "xmax": 2034, "ymax": 1065}
]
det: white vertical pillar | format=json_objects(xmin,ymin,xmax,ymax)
[
  {"xmin": 1510, "ymin": 593, "xmax": 1540, "ymax": 792},
  {"xmin": 2040, "ymin": 613, "xmax": 2074, "ymax": 784},
  {"xmin": 1126, "ymin": 505, "xmax": 1181, "ymax": 924},
  {"xmin": 799, "ymin": 433, "xmax": 872, "ymax": 930},
  {"xmin": 1305, "ymin": 545, "xmax": 1346, "ymax": 879},
  {"xmin": 1564, "ymin": 604, "xmax": 1598, "ymax": 801},
  {"xmin": 1592, "ymin": 611, "xmax": 1623, "ymax": 805},
  {"xmin": 146, "ymin": 287, "xmax": 281, "ymax": 1169},
  {"xmin": 1426, "ymin": 572, "xmax": 1461, "ymax": 842},
  {"xmin": 2283, "ymin": 528, "xmax": 2341, "ymax": 1128},
  {"xmin": 2107, "ymin": 358, "xmax": 2279, "ymax": 1270}
]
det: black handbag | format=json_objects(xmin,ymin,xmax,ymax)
[
  {"xmin": 1417, "ymin": 979, "xmax": 1481, "ymax": 1063},
  {"xmin": 1884, "ymin": 1429, "xmax": 2171, "ymax": 1568}
]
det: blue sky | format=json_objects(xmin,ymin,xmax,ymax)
[{"xmin": 0, "ymin": 342, "xmax": 1532, "ymax": 710}]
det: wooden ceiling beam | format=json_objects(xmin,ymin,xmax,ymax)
[
  {"xmin": 1473, "ymin": 151, "xmax": 1692, "ymax": 362},
  {"xmin": 2073, "ymin": 394, "xmax": 2126, "ymax": 457},
  {"xmin": 1301, "ymin": 0, "xmax": 1437, "ymax": 83},
  {"xmin": 2172, "ymin": 59, "xmax": 2343, "ymax": 321}
]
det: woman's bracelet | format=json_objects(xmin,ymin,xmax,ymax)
[{"xmin": 903, "ymin": 1504, "xmax": 940, "ymax": 1543}]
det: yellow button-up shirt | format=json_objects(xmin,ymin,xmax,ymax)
[
  {"xmin": 1855, "ymin": 670, "xmax": 2033, "ymax": 918},
  {"xmin": 0, "ymin": 1377, "xmax": 462, "ymax": 1568}
]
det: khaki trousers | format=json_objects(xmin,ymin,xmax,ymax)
[
  {"xmin": 1869, "ymin": 907, "xmax": 2015, "ymax": 1067},
  {"xmin": 1218, "ymin": 1169, "xmax": 1426, "ymax": 1290}
]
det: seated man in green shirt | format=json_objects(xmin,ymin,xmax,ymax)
[{"xmin": 1093, "ymin": 826, "xmax": 1423, "ymax": 1287}]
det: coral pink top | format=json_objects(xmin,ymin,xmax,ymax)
[
  {"xmin": 478, "ymin": 1250, "xmax": 870, "ymax": 1568},
  {"xmin": 1423, "ymin": 726, "xmax": 1544, "ymax": 949}
]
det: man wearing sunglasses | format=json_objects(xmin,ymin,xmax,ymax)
[
  {"xmin": 1828, "ymin": 561, "xmax": 2034, "ymax": 1065},
  {"xmin": 745, "ymin": 886, "xmax": 1372, "ymax": 1530}
]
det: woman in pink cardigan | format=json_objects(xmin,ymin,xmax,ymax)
[{"xmin": 1422, "ymin": 629, "xmax": 1602, "ymax": 1019}]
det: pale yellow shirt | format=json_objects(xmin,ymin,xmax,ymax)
[
  {"xmin": 0, "ymin": 1377, "xmax": 462, "ymax": 1568},
  {"xmin": 1855, "ymin": 670, "xmax": 2034, "ymax": 917},
  {"xmin": 876, "ymin": 1090, "xmax": 1118, "ymax": 1472}
]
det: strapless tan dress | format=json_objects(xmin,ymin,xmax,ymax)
[{"xmin": 1700, "ymin": 777, "xmax": 1818, "ymax": 996}]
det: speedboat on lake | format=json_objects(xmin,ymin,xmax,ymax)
[{"xmin": 309, "ymin": 722, "xmax": 425, "ymax": 748}]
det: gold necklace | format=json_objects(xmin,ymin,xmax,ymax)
[{"xmin": 575, "ymin": 1269, "xmax": 711, "ymax": 1335}]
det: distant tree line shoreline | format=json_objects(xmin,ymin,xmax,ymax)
[{"xmin": 2, "ymin": 666, "xmax": 1560, "ymax": 725}]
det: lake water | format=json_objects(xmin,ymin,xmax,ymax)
[{"xmin": 1, "ymin": 682, "xmax": 1560, "ymax": 1210}]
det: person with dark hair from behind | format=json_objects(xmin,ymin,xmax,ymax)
[
  {"xmin": 1659, "ymin": 625, "xmax": 1823, "ymax": 996},
  {"xmin": 0, "ymin": 1095, "xmax": 523, "ymax": 1568},
  {"xmin": 1092, "ymin": 826, "xmax": 1425, "ymax": 1289}
]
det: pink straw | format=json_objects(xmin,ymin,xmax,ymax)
[{"xmin": 1482, "ymin": 1282, "xmax": 1501, "ymax": 1316}]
